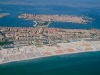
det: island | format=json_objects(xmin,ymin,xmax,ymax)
[
  {"xmin": 0, "ymin": 13, "xmax": 10, "ymax": 18},
  {"xmin": 18, "ymin": 14, "xmax": 93, "ymax": 25},
  {"xmin": 0, "ymin": 27, "xmax": 100, "ymax": 64}
]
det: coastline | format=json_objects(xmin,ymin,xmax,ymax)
[
  {"xmin": 0, "ymin": 41, "xmax": 100, "ymax": 65},
  {"xmin": 0, "ymin": 50, "xmax": 99, "ymax": 65}
]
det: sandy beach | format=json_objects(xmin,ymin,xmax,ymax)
[{"xmin": 0, "ymin": 40, "xmax": 100, "ymax": 64}]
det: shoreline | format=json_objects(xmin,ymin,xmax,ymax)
[
  {"xmin": 0, "ymin": 50, "xmax": 99, "ymax": 65},
  {"xmin": 0, "ymin": 26, "xmax": 99, "ymax": 30},
  {"xmin": 0, "ymin": 41, "xmax": 100, "ymax": 65}
]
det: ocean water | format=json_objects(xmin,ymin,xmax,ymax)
[
  {"xmin": 0, "ymin": 51, "xmax": 100, "ymax": 75},
  {"xmin": 0, "ymin": 0, "xmax": 100, "ymax": 29},
  {"xmin": 0, "ymin": 0, "xmax": 100, "ymax": 75}
]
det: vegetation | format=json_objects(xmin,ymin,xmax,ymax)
[
  {"xmin": 0, "ymin": 41, "xmax": 13, "ymax": 46},
  {"xmin": 37, "ymin": 21, "xmax": 48, "ymax": 26},
  {"xmin": 34, "ymin": 42, "xmax": 42, "ymax": 47}
]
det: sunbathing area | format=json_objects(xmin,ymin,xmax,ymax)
[{"xmin": 0, "ymin": 40, "xmax": 100, "ymax": 64}]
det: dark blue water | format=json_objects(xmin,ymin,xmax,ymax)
[
  {"xmin": 0, "ymin": 0, "xmax": 100, "ymax": 29},
  {"xmin": 0, "ymin": 51, "xmax": 100, "ymax": 75}
]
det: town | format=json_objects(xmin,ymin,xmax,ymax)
[{"xmin": 0, "ymin": 27, "xmax": 100, "ymax": 44}]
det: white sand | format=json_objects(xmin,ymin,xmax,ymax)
[{"xmin": 0, "ymin": 41, "xmax": 100, "ymax": 64}]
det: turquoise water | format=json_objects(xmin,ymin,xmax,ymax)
[{"xmin": 0, "ymin": 51, "xmax": 100, "ymax": 75}]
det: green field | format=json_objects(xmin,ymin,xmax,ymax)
[
  {"xmin": 0, "ymin": 41, "xmax": 13, "ymax": 46},
  {"xmin": 37, "ymin": 21, "xmax": 48, "ymax": 26},
  {"xmin": 34, "ymin": 42, "xmax": 42, "ymax": 47}
]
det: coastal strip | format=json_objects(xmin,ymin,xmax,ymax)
[
  {"xmin": 0, "ymin": 41, "xmax": 100, "ymax": 64},
  {"xmin": 0, "ymin": 27, "xmax": 100, "ymax": 64}
]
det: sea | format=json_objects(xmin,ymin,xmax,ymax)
[
  {"xmin": 0, "ymin": 0, "xmax": 100, "ymax": 75},
  {"xmin": 0, "ymin": 51, "xmax": 100, "ymax": 75},
  {"xmin": 0, "ymin": 0, "xmax": 100, "ymax": 29}
]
